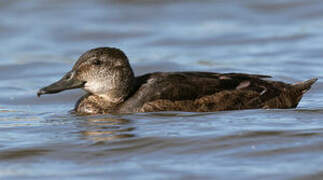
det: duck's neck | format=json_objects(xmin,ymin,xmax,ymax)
[
  {"xmin": 97, "ymin": 87, "xmax": 132, "ymax": 104},
  {"xmin": 98, "ymin": 67, "xmax": 135, "ymax": 105}
]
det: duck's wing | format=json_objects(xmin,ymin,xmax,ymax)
[{"xmin": 118, "ymin": 71, "xmax": 286, "ymax": 112}]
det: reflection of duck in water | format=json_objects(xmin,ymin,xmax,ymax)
[
  {"xmin": 81, "ymin": 117, "xmax": 134, "ymax": 142},
  {"xmin": 38, "ymin": 47, "xmax": 317, "ymax": 115}
]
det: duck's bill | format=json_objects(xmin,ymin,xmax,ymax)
[{"xmin": 37, "ymin": 72, "xmax": 85, "ymax": 97}]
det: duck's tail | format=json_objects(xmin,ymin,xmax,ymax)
[
  {"xmin": 293, "ymin": 78, "xmax": 318, "ymax": 94},
  {"xmin": 260, "ymin": 78, "xmax": 317, "ymax": 109}
]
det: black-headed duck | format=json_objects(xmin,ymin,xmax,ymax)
[{"xmin": 37, "ymin": 47, "xmax": 317, "ymax": 115}]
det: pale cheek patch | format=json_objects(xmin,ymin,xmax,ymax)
[
  {"xmin": 84, "ymin": 81, "xmax": 103, "ymax": 94},
  {"xmin": 84, "ymin": 78, "xmax": 113, "ymax": 95}
]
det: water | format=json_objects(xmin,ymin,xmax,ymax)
[{"xmin": 1, "ymin": 0, "xmax": 323, "ymax": 179}]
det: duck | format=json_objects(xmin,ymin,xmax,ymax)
[{"xmin": 37, "ymin": 47, "xmax": 317, "ymax": 115}]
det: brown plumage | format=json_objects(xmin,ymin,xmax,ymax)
[
  {"xmin": 119, "ymin": 72, "xmax": 317, "ymax": 113},
  {"xmin": 37, "ymin": 47, "xmax": 318, "ymax": 115}
]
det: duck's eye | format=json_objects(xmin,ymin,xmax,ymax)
[{"xmin": 93, "ymin": 59, "xmax": 102, "ymax": 65}]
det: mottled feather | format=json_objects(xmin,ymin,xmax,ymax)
[{"xmin": 118, "ymin": 72, "xmax": 316, "ymax": 113}]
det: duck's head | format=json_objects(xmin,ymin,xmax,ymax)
[{"xmin": 37, "ymin": 47, "xmax": 135, "ymax": 102}]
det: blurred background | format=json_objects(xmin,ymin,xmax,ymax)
[
  {"xmin": 1, "ymin": 0, "xmax": 323, "ymax": 179},
  {"xmin": 1, "ymin": 0, "xmax": 323, "ymax": 73}
]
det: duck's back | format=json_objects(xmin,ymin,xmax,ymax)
[{"xmin": 118, "ymin": 72, "xmax": 317, "ymax": 113}]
